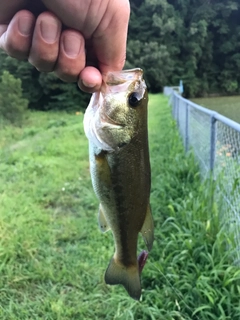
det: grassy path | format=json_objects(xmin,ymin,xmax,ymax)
[{"xmin": 0, "ymin": 95, "xmax": 239, "ymax": 319}]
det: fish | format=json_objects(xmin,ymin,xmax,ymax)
[{"xmin": 83, "ymin": 68, "xmax": 154, "ymax": 300}]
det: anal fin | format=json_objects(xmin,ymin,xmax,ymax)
[
  {"xmin": 138, "ymin": 250, "xmax": 149, "ymax": 274},
  {"xmin": 141, "ymin": 203, "xmax": 154, "ymax": 251},
  {"xmin": 98, "ymin": 204, "xmax": 110, "ymax": 233}
]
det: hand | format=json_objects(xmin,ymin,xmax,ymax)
[{"xmin": 0, "ymin": 0, "xmax": 130, "ymax": 92}]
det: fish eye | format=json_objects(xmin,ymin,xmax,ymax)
[{"xmin": 128, "ymin": 92, "xmax": 140, "ymax": 107}]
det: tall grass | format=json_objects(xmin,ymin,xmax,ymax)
[{"xmin": 0, "ymin": 95, "xmax": 239, "ymax": 319}]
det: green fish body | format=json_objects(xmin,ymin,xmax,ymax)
[{"xmin": 84, "ymin": 68, "xmax": 154, "ymax": 300}]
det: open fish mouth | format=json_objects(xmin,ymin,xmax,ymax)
[
  {"xmin": 103, "ymin": 68, "xmax": 144, "ymax": 86},
  {"xmin": 100, "ymin": 113, "xmax": 125, "ymax": 129}
]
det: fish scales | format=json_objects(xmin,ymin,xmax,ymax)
[
  {"xmin": 91, "ymin": 135, "xmax": 150, "ymax": 263},
  {"xmin": 84, "ymin": 68, "xmax": 154, "ymax": 300}
]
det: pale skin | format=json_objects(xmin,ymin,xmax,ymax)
[{"xmin": 0, "ymin": 0, "xmax": 130, "ymax": 93}]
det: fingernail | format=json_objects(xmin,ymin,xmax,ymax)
[
  {"xmin": 63, "ymin": 34, "xmax": 81, "ymax": 58},
  {"xmin": 40, "ymin": 19, "xmax": 59, "ymax": 43},
  {"xmin": 18, "ymin": 16, "xmax": 33, "ymax": 36},
  {"xmin": 82, "ymin": 80, "xmax": 96, "ymax": 88}
]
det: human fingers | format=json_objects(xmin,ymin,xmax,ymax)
[
  {"xmin": 40, "ymin": 0, "xmax": 130, "ymax": 82},
  {"xmin": 78, "ymin": 66, "xmax": 102, "ymax": 93},
  {"xmin": 54, "ymin": 29, "xmax": 85, "ymax": 82},
  {"xmin": 0, "ymin": 10, "xmax": 35, "ymax": 59},
  {"xmin": 28, "ymin": 11, "xmax": 62, "ymax": 72}
]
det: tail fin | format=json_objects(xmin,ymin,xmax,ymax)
[{"xmin": 104, "ymin": 257, "xmax": 141, "ymax": 300}]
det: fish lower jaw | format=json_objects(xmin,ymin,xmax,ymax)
[
  {"xmin": 101, "ymin": 121, "xmax": 123, "ymax": 130},
  {"xmin": 100, "ymin": 112, "xmax": 125, "ymax": 129}
]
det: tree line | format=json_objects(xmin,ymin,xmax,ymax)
[
  {"xmin": 0, "ymin": 0, "xmax": 240, "ymax": 114},
  {"xmin": 127, "ymin": 0, "xmax": 240, "ymax": 97}
]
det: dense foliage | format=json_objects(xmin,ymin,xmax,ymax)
[
  {"xmin": 0, "ymin": 71, "xmax": 28, "ymax": 125},
  {"xmin": 0, "ymin": 0, "xmax": 240, "ymax": 110},
  {"xmin": 127, "ymin": 0, "xmax": 240, "ymax": 96},
  {"xmin": 0, "ymin": 52, "xmax": 89, "ymax": 111}
]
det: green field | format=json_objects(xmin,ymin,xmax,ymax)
[
  {"xmin": 0, "ymin": 95, "xmax": 240, "ymax": 319},
  {"xmin": 192, "ymin": 96, "xmax": 240, "ymax": 124}
]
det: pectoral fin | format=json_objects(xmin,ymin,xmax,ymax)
[
  {"xmin": 98, "ymin": 204, "xmax": 110, "ymax": 233},
  {"xmin": 141, "ymin": 204, "xmax": 154, "ymax": 251}
]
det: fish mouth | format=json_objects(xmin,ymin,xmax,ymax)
[
  {"xmin": 100, "ymin": 113, "xmax": 125, "ymax": 129},
  {"xmin": 103, "ymin": 68, "xmax": 143, "ymax": 86}
]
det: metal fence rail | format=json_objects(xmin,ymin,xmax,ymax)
[{"xmin": 164, "ymin": 87, "xmax": 240, "ymax": 262}]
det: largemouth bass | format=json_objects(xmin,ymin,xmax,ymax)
[{"xmin": 83, "ymin": 68, "xmax": 154, "ymax": 300}]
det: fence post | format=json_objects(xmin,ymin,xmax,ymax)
[
  {"xmin": 172, "ymin": 92, "xmax": 175, "ymax": 118},
  {"xmin": 185, "ymin": 103, "xmax": 189, "ymax": 152},
  {"xmin": 210, "ymin": 115, "xmax": 217, "ymax": 172},
  {"xmin": 176, "ymin": 96, "xmax": 180, "ymax": 128},
  {"xmin": 173, "ymin": 93, "xmax": 177, "ymax": 119}
]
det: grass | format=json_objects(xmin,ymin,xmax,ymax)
[
  {"xmin": 191, "ymin": 96, "xmax": 240, "ymax": 124},
  {"xmin": 0, "ymin": 95, "xmax": 240, "ymax": 319}
]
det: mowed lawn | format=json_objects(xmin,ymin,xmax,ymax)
[
  {"xmin": 192, "ymin": 96, "xmax": 240, "ymax": 124},
  {"xmin": 0, "ymin": 95, "xmax": 240, "ymax": 319}
]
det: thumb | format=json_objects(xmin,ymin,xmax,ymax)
[{"xmin": 93, "ymin": 0, "xmax": 130, "ymax": 74}]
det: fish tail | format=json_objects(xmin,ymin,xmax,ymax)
[{"xmin": 104, "ymin": 257, "xmax": 141, "ymax": 300}]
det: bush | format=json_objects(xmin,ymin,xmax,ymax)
[
  {"xmin": 38, "ymin": 72, "xmax": 90, "ymax": 111},
  {"xmin": 0, "ymin": 52, "xmax": 89, "ymax": 111},
  {"xmin": 0, "ymin": 71, "xmax": 29, "ymax": 126}
]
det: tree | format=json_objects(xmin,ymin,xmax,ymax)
[
  {"xmin": 0, "ymin": 71, "xmax": 28, "ymax": 126},
  {"xmin": 0, "ymin": 52, "xmax": 89, "ymax": 111},
  {"xmin": 1, "ymin": 0, "xmax": 240, "ymax": 99},
  {"xmin": 127, "ymin": 0, "xmax": 240, "ymax": 97}
]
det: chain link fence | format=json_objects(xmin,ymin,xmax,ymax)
[{"xmin": 164, "ymin": 87, "xmax": 240, "ymax": 262}]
